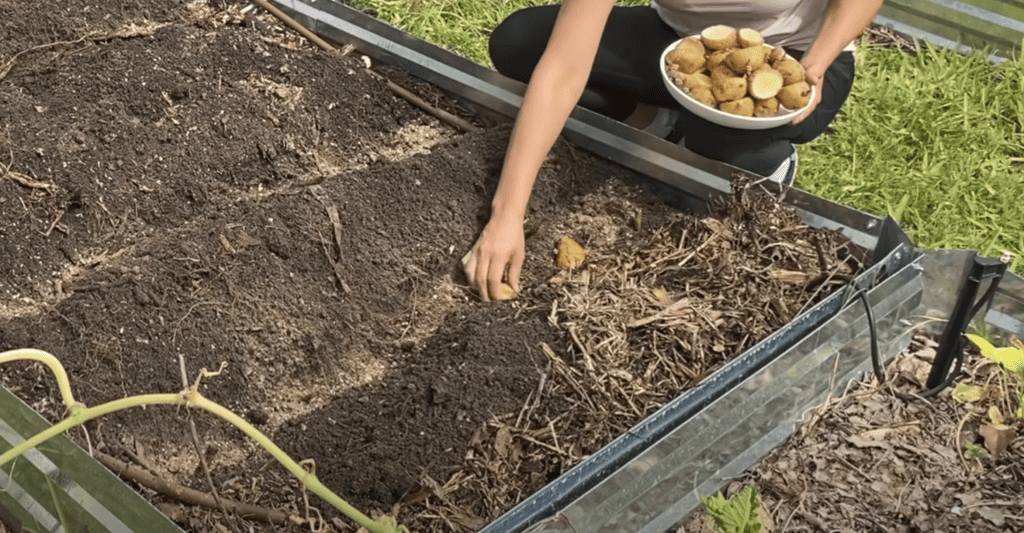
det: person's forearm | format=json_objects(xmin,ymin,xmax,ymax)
[
  {"xmin": 802, "ymin": 0, "xmax": 883, "ymax": 76},
  {"xmin": 489, "ymin": 0, "xmax": 615, "ymax": 224},
  {"xmin": 490, "ymin": 62, "xmax": 587, "ymax": 222}
]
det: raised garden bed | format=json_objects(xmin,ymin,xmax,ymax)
[{"xmin": 1, "ymin": 1, "xmax": 922, "ymax": 532}]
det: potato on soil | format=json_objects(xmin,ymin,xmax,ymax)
[
  {"xmin": 719, "ymin": 97, "xmax": 755, "ymax": 117},
  {"xmin": 777, "ymin": 81, "xmax": 811, "ymax": 109},
  {"xmin": 753, "ymin": 96, "xmax": 780, "ymax": 117},
  {"xmin": 557, "ymin": 236, "xmax": 586, "ymax": 268},
  {"xmin": 725, "ymin": 46, "xmax": 765, "ymax": 74},
  {"xmin": 747, "ymin": 68, "xmax": 784, "ymax": 99},
  {"xmin": 773, "ymin": 57, "xmax": 806, "ymax": 85},
  {"xmin": 737, "ymin": 28, "xmax": 764, "ymax": 48},
  {"xmin": 710, "ymin": 65, "xmax": 747, "ymax": 102},
  {"xmin": 666, "ymin": 38, "xmax": 706, "ymax": 74},
  {"xmin": 497, "ymin": 283, "xmax": 517, "ymax": 300},
  {"xmin": 701, "ymin": 25, "xmax": 739, "ymax": 50},
  {"xmin": 705, "ymin": 48, "xmax": 732, "ymax": 70}
]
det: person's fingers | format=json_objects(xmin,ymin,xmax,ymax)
[
  {"xmin": 461, "ymin": 249, "xmax": 477, "ymax": 285},
  {"xmin": 486, "ymin": 262, "xmax": 506, "ymax": 302},
  {"xmin": 792, "ymin": 71, "xmax": 824, "ymax": 125},
  {"xmin": 791, "ymin": 105, "xmax": 812, "ymax": 124},
  {"xmin": 474, "ymin": 253, "xmax": 495, "ymax": 302},
  {"xmin": 507, "ymin": 252, "xmax": 523, "ymax": 294}
]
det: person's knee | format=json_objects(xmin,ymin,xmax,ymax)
[{"xmin": 490, "ymin": 8, "xmax": 550, "ymax": 81}]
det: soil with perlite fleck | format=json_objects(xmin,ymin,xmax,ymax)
[
  {"xmin": 0, "ymin": 1, "xmax": 680, "ymax": 530},
  {"xmin": 4, "ymin": 2, "xmax": 1018, "ymax": 533}
]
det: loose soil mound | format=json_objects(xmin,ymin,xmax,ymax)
[{"xmin": 1, "ymin": 2, "xmax": 872, "ymax": 533}]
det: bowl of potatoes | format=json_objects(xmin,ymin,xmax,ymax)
[{"xmin": 661, "ymin": 25, "xmax": 814, "ymax": 130}]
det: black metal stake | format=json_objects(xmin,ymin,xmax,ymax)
[{"xmin": 926, "ymin": 252, "xmax": 1010, "ymax": 390}]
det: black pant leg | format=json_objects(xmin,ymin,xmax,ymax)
[
  {"xmin": 491, "ymin": 6, "xmax": 857, "ymax": 176},
  {"xmin": 489, "ymin": 5, "xmax": 680, "ymax": 119},
  {"xmin": 682, "ymin": 51, "xmax": 856, "ymax": 175}
]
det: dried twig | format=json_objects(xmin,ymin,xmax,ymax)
[
  {"xmin": 386, "ymin": 80, "xmax": 482, "ymax": 134},
  {"xmin": 95, "ymin": 451, "xmax": 290, "ymax": 525},
  {"xmin": 309, "ymin": 185, "xmax": 351, "ymax": 294},
  {"xmin": 178, "ymin": 354, "xmax": 238, "ymax": 532}
]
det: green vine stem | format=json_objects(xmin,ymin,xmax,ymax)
[
  {"xmin": 0, "ymin": 349, "xmax": 409, "ymax": 533},
  {"xmin": 0, "ymin": 349, "xmax": 84, "ymax": 414}
]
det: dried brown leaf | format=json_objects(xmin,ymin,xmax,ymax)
[
  {"xmin": 974, "ymin": 506, "xmax": 1006, "ymax": 528},
  {"xmin": 978, "ymin": 424, "xmax": 1014, "ymax": 459},
  {"xmin": 494, "ymin": 426, "xmax": 513, "ymax": 460}
]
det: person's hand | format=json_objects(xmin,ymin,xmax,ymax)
[
  {"xmin": 790, "ymin": 64, "xmax": 825, "ymax": 125},
  {"xmin": 461, "ymin": 215, "xmax": 525, "ymax": 301}
]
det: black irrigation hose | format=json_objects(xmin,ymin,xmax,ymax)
[
  {"xmin": 912, "ymin": 336, "xmax": 966, "ymax": 398},
  {"xmin": 852, "ymin": 285, "xmax": 967, "ymax": 400},
  {"xmin": 969, "ymin": 272, "xmax": 1003, "ymax": 321},
  {"xmin": 853, "ymin": 288, "xmax": 885, "ymax": 385}
]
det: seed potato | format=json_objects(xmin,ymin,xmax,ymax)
[
  {"xmin": 725, "ymin": 46, "xmax": 765, "ymax": 74},
  {"xmin": 705, "ymin": 48, "xmax": 732, "ymax": 70},
  {"xmin": 777, "ymin": 81, "xmax": 811, "ymax": 109},
  {"xmin": 701, "ymin": 25, "xmax": 739, "ymax": 50},
  {"xmin": 773, "ymin": 58, "xmax": 806, "ymax": 85},
  {"xmin": 747, "ymin": 68, "xmax": 783, "ymax": 100},
  {"xmin": 666, "ymin": 26, "xmax": 811, "ymax": 119},
  {"xmin": 680, "ymin": 72, "xmax": 713, "ymax": 92},
  {"xmin": 687, "ymin": 87, "xmax": 718, "ymax": 107},
  {"xmin": 666, "ymin": 38, "xmax": 706, "ymax": 74},
  {"xmin": 719, "ymin": 97, "xmax": 755, "ymax": 117},
  {"xmin": 753, "ymin": 97, "xmax": 780, "ymax": 117},
  {"xmin": 737, "ymin": 28, "xmax": 764, "ymax": 48},
  {"xmin": 709, "ymin": 65, "xmax": 747, "ymax": 102}
]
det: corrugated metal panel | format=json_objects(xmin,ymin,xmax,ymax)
[{"xmin": 876, "ymin": 0, "xmax": 1024, "ymax": 60}]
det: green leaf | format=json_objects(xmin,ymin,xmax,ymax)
[
  {"xmin": 965, "ymin": 440, "xmax": 988, "ymax": 460},
  {"xmin": 952, "ymin": 383, "xmax": 985, "ymax": 403},
  {"xmin": 989, "ymin": 405, "xmax": 1005, "ymax": 426},
  {"xmin": 987, "ymin": 347, "xmax": 1024, "ymax": 376},
  {"xmin": 887, "ymin": 193, "xmax": 910, "ymax": 223},
  {"xmin": 701, "ymin": 485, "xmax": 762, "ymax": 533},
  {"xmin": 966, "ymin": 333, "xmax": 997, "ymax": 355},
  {"xmin": 966, "ymin": 334, "xmax": 1024, "ymax": 375}
]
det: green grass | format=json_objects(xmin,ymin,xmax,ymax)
[
  {"xmin": 801, "ymin": 36, "xmax": 1023, "ymax": 266},
  {"xmin": 352, "ymin": 0, "xmax": 648, "ymax": 66},
  {"xmin": 352, "ymin": 0, "xmax": 1024, "ymax": 273}
]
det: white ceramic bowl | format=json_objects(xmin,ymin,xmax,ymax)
[{"xmin": 660, "ymin": 37, "xmax": 815, "ymax": 130}]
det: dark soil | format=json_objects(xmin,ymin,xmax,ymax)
[
  {"xmin": 0, "ymin": 2, "xmax": 861, "ymax": 533},
  {"xmin": 0, "ymin": 1, "xmax": 679, "ymax": 530}
]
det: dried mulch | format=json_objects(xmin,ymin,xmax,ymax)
[
  {"xmin": 398, "ymin": 179, "xmax": 857, "ymax": 531},
  {"xmin": 678, "ymin": 333, "xmax": 1024, "ymax": 533}
]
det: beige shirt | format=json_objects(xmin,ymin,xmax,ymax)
[{"xmin": 651, "ymin": 0, "xmax": 855, "ymax": 52}]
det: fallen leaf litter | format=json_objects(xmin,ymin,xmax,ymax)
[{"xmin": 732, "ymin": 333, "xmax": 1024, "ymax": 533}]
